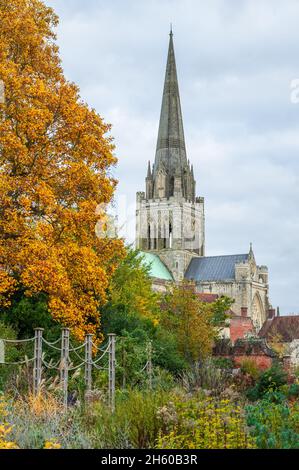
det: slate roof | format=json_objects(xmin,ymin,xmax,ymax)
[
  {"xmin": 259, "ymin": 316, "xmax": 299, "ymax": 342},
  {"xmin": 185, "ymin": 254, "xmax": 249, "ymax": 282}
]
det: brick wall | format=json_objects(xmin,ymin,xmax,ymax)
[
  {"xmin": 213, "ymin": 338, "xmax": 276, "ymax": 371},
  {"xmin": 233, "ymin": 354, "xmax": 273, "ymax": 370},
  {"xmin": 230, "ymin": 316, "xmax": 254, "ymax": 344}
]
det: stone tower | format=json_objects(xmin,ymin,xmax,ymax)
[{"xmin": 136, "ymin": 31, "xmax": 205, "ymax": 280}]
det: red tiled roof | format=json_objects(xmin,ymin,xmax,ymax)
[
  {"xmin": 259, "ymin": 316, "xmax": 299, "ymax": 342},
  {"xmin": 196, "ymin": 293, "xmax": 219, "ymax": 303}
]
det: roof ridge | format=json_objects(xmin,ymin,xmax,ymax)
[
  {"xmin": 198, "ymin": 253, "xmax": 248, "ymax": 259},
  {"xmin": 273, "ymin": 315, "xmax": 299, "ymax": 319}
]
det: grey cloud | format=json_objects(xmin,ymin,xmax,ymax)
[{"xmin": 46, "ymin": 0, "xmax": 299, "ymax": 314}]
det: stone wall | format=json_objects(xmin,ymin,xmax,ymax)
[
  {"xmin": 136, "ymin": 192, "xmax": 205, "ymax": 281},
  {"xmin": 195, "ymin": 254, "xmax": 269, "ymax": 332}
]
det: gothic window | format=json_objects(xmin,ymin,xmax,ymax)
[
  {"xmin": 169, "ymin": 223, "xmax": 173, "ymax": 249},
  {"xmin": 169, "ymin": 176, "xmax": 174, "ymax": 197},
  {"xmin": 251, "ymin": 293, "xmax": 266, "ymax": 331},
  {"xmin": 147, "ymin": 224, "xmax": 151, "ymax": 250}
]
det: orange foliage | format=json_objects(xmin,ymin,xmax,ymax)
[{"xmin": 0, "ymin": 0, "xmax": 125, "ymax": 340}]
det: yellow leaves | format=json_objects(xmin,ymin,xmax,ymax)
[
  {"xmin": 0, "ymin": 397, "xmax": 18, "ymax": 449},
  {"xmin": 162, "ymin": 282, "xmax": 216, "ymax": 362},
  {"xmin": 0, "ymin": 0, "xmax": 125, "ymax": 340},
  {"xmin": 0, "ymin": 271, "xmax": 17, "ymax": 307},
  {"xmin": 44, "ymin": 439, "xmax": 61, "ymax": 449}
]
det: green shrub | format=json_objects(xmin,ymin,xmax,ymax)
[
  {"xmin": 246, "ymin": 399, "xmax": 299, "ymax": 448},
  {"xmin": 212, "ymin": 357, "xmax": 234, "ymax": 370},
  {"xmin": 1, "ymin": 293, "xmax": 59, "ymax": 338},
  {"xmin": 240, "ymin": 359, "xmax": 260, "ymax": 380},
  {"xmin": 287, "ymin": 383, "xmax": 299, "ymax": 400},
  {"xmin": 0, "ymin": 322, "xmax": 20, "ymax": 391},
  {"xmin": 85, "ymin": 389, "xmax": 174, "ymax": 448},
  {"xmin": 181, "ymin": 359, "xmax": 231, "ymax": 395},
  {"xmin": 246, "ymin": 364, "xmax": 287, "ymax": 401}
]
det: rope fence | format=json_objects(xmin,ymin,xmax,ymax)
[{"xmin": 0, "ymin": 328, "xmax": 154, "ymax": 412}]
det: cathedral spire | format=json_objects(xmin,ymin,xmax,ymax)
[
  {"xmin": 153, "ymin": 30, "xmax": 190, "ymax": 198},
  {"xmin": 147, "ymin": 160, "xmax": 152, "ymax": 178}
]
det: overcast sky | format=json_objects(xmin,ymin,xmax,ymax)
[{"xmin": 47, "ymin": 0, "xmax": 299, "ymax": 314}]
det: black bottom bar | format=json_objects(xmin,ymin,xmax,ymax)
[{"xmin": 0, "ymin": 449, "xmax": 297, "ymax": 468}]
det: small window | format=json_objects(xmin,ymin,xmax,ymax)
[{"xmin": 148, "ymin": 225, "xmax": 151, "ymax": 250}]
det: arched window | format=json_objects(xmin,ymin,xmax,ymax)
[
  {"xmin": 147, "ymin": 224, "xmax": 151, "ymax": 250},
  {"xmin": 169, "ymin": 223, "xmax": 173, "ymax": 249},
  {"xmin": 169, "ymin": 176, "xmax": 174, "ymax": 196}
]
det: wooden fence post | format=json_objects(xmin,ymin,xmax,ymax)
[
  {"xmin": 33, "ymin": 328, "xmax": 43, "ymax": 395},
  {"xmin": 84, "ymin": 334, "xmax": 93, "ymax": 393},
  {"xmin": 108, "ymin": 333, "xmax": 116, "ymax": 412},
  {"xmin": 60, "ymin": 328, "xmax": 70, "ymax": 408},
  {"xmin": 146, "ymin": 340, "xmax": 153, "ymax": 390}
]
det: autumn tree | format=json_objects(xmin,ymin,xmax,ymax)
[
  {"xmin": 103, "ymin": 248, "xmax": 161, "ymax": 325},
  {"xmin": 161, "ymin": 281, "xmax": 232, "ymax": 364},
  {"xmin": 0, "ymin": 0, "xmax": 125, "ymax": 340},
  {"xmin": 101, "ymin": 249, "xmax": 187, "ymax": 379}
]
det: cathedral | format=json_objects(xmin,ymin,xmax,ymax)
[{"xmin": 136, "ymin": 31, "xmax": 272, "ymax": 334}]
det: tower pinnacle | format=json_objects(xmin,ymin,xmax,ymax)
[
  {"xmin": 136, "ymin": 32, "xmax": 205, "ymax": 258},
  {"xmin": 152, "ymin": 31, "xmax": 194, "ymax": 200}
]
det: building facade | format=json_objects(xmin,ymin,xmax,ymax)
[{"xmin": 136, "ymin": 31, "xmax": 272, "ymax": 335}]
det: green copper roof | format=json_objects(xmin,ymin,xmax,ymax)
[{"xmin": 140, "ymin": 252, "xmax": 173, "ymax": 281}]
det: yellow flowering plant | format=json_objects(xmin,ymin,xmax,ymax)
[
  {"xmin": 0, "ymin": 396, "xmax": 18, "ymax": 449},
  {"xmin": 157, "ymin": 396, "xmax": 256, "ymax": 449}
]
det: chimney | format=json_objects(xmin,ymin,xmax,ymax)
[
  {"xmin": 277, "ymin": 306, "xmax": 280, "ymax": 317},
  {"xmin": 268, "ymin": 308, "xmax": 275, "ymax": 319},
  {"xmin": 241, "ymin": 307, "xmax": 248, "ymax": 317}
]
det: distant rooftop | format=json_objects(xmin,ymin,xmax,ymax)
[
  {"xmin": 185, "ymin": 254, "xmax": 249, "ymax": 282},
  {"xmin": 259, "ymin": 315, "xmax": 299, "ymax": 342}
]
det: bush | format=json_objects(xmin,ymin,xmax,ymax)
[
  {"xmin": 212, "ymin": 357, "xmax": 234, "ymax": 370},
  {"xmin": 0, "ymin": 322, "xmax": 20, "ymax": 391},
  {"xmin": 1, "ymin": 293, "xmax": 59, "ymax": 338},
  {"xmin": 246, "ymin": 364, "xmax": 288, "ymax": 401},
  {"xmin": 246, "ymin": 399, "xmax": 299, "ymax": 448},
  {"xmin": 157, "ymin": 395, "xmax": 255, "ymax": 449},
  {"xmin": 287, "ymin": 383, "xmax": 299, "ymax": 400},
  {"xmin": 85, "ymin": 389, "xmax": 173, "ymax": 448},
  {"xmin": 240, "ymin": 359, "xmax": 260, "ymax": 381},
  {"xmin": 3, "ymin": 392, "xmax": 92, "ymax": 449},
  {"xmin": 181, "ymin": 359, "xmax": 231, "ymax": 395}
]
